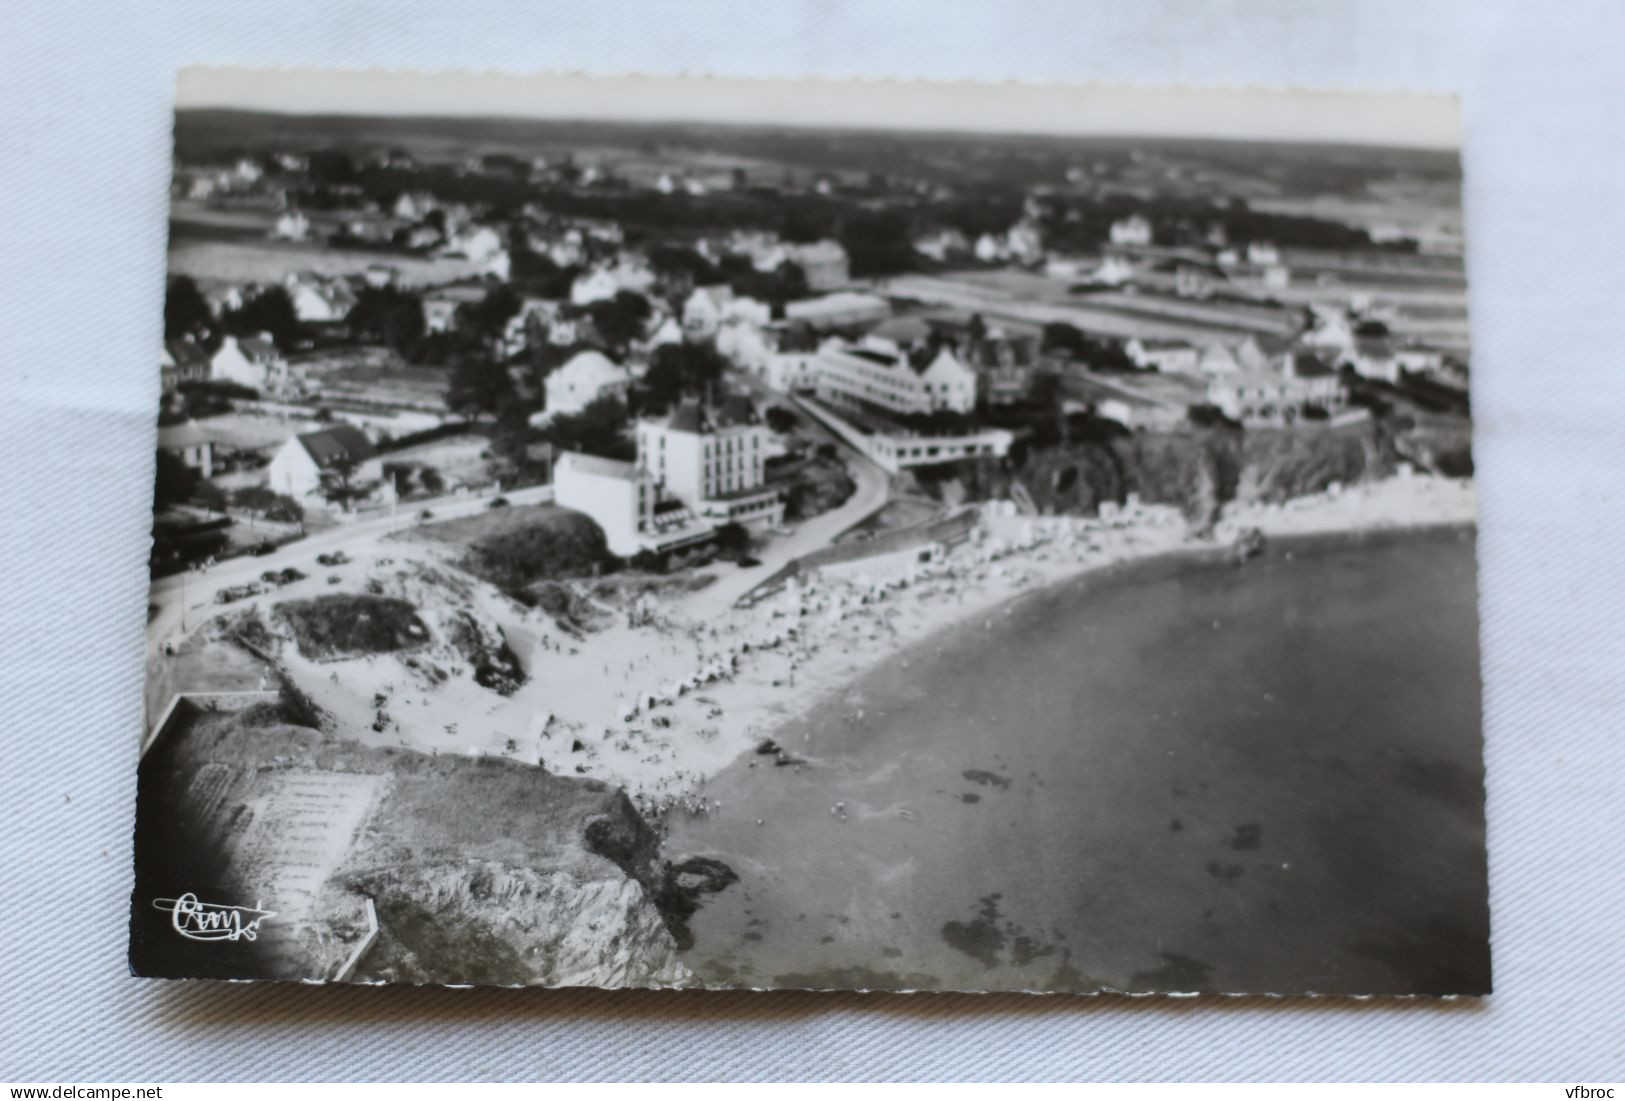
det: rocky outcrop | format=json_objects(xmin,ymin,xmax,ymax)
[
  {"xmin": 348, "ymin": 861, "xmax": 689, "ymax": 987},
  {"xmin": 907, "ymin": 416, "xmax": 1467, "ymax": 533},
  {"xmin": 132, "ymin": 696, "xmax": 702, "ymax": 987}
]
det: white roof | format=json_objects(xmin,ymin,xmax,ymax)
[{"xmin": 552, "ymin": 349, "xmax": 630, "ymax": 386}]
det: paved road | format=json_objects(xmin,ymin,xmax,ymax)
[
  {"xmin": 146, "ymin": 483, "xmax": 555, "ymax": 661},
  {"xmin": 675, "ymin": 375, "xmax": 893, "ymax": 619}
]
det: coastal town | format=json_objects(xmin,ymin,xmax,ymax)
[{"xmin": 137, "ymin": 107, "xmax": 1480, "ymax": 991}]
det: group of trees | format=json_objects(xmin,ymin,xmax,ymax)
[
  {"xmin": 346, "ymin": 284, "xmax": 426, "ymax": 357},
  {"xmin": 534, "ymin": 394, "xmax": 634, "ymax": 462},
  {"xmin": 1041, "ymin": 323, "xmax": 1136, "ymax": 371},
  {"xmin": 638, "ymin": 342, "xmax": 726, "ymax": 413}
]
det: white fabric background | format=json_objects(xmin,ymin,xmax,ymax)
[{"xmin": 2, "ymin": 0, "xmax": 1622, "ymax": 1081}]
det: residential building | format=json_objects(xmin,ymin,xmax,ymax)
[
  {"xmin": 913, "ymin": 228, "xmax": 970, "ymax": 262},
  {"xmin": 1109, "ymin": 214, "xmax": 1153, "ymax": 247},
  {"xmin": 553, "ymin": 451, "xmax": 714, "ymax": 558},
  {"xmin": 786, "ymin": 239, "xmax": 850, "ymax": 290},
  {"xmin": 1205, "ymin": 352, "xmax": 1346, "ymax": 424},
  {"xmin": 683, "ymin": 285, "xmax": 734, "ymax": 339},
  {"xmin": 285, "ymin": 275, "xmax": 357, "ymax": 324},
  {"xmin": 270, "ymin": 210, "xmax": 311, "ymax": 241},
  {"xmin": 1197, "ymin": 342, "xmax": 1242, "ymax": 376},
  {"xmin": 962, "ymin": 334, "xmax": 1041, "ymax": 406},
  {"xmin": 157, "ymin": 420, "xmax": 214, "ymax": 478},
  {"xmin": 210, "ymin": 335, "xmax": 288, "ymax": 393},
  {"xmin": 569, "ymin": 268, "xmax": 621, "ymax": 306},
  {"xmin": 421, "ymin": 285, "xmax": 489, "ymax": 334},
  {"xmin": 814, "ymin": 335, "xmax": 978, "ymax": 417},
  {"xmin": 160, "ymin": 339, "xmax": 211, "ymax": 393},
  {"xmin": 798, "ymin": 398, "xmax": 1012, "ymax": 475},
  {"xmin": 267, "ymin": 425, "xmax": 381, "ymax": 501},
  {"xmin": 743, "ymin": 322, "xmax": 822, "ymax": 393},
  {"xmin": 1125, "ymin": 338, "xmax": 1200, "ymax": 375},
  {"xmin": 543, "ymin": 350, "xmax": 631, "ymax": 419},
  {"xmin": 636, "ymin": 398, "xmax": 785, "ymax": 530}
]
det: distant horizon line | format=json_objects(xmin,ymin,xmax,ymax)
[
  {"xmin": 174, "ymin": 104, "xmax": 1460, "ymax": 157},
  {"xmin": 176, "ymin": 69, "xmax": 1461, "ymax": 152}
]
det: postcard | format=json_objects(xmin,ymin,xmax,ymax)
[{"xmin": 132, "ymin": 68, "xmax": 1485, "ymax": 994}]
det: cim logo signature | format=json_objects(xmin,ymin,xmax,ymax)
[{"xmin": 152, "ymin": 893, "xmax": 277, "ymax": 942}]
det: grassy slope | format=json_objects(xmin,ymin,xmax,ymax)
[{"xmin": 404, "ymin": 504, "xmax": 611, "ymax": 589}]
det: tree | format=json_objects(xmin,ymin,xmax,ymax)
[
  {"xmin": 347, "ymin": 286, "xmax": 425, "ymax": 356},
  {"xmin": 538, "ymin": 394, "xmax": 632, "ymax": 460},
  {"xmin": 307, "ymin": 148, "xmax": 357, "ymax": 187},
  {"xmin": 164, "ymin": 276, "xmax": 214, "ymax": 344},
  {"xmin": 455, "ymin": 286, "xmax": 522, "ymax": 348},
  {"xmin": 640, "ymin": 342, "xmax": 726, "ymax": 411},
  {"xmin": 764, "ymin": 405, "xmax": 798, "ymax": 435},
  {"xmin": 192, "ymin": 481, "xmax": 228, "ymax": 514},
  {"xmin": 586, "ymin": 290, "xmax": 652, "ymax": 353},
  {"xmin": 319, "ymin": 456, "xmax": 363, "ymax": 511},
  {"xmin": 230, "ymin": 484, "xmax": 280, "ymax": 512},
  {"xmin": 839, "ymin": 210, "xmax": 915, "ymax": 277},
  {"xmin": 224, "ymin": 286, "xmax": 302, "ymax": 350},
  {"xmin": 153, "ymin": 450, "xmax": 198, "ymax": 510},
  {"xmin": 447, "ymin": 356, "xmax": 516, "ymax": 419},
  {"xmin": 1041, "ymin": 323, "xmax": 1134, "ymax": 370},
  {"xmin": 713, "ymin": 522, "xmax": 751, "ymax": 558}
]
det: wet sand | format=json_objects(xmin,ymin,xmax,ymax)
[{"xmin": 664, "ymin": 526, "xmax": 1489, "ymax": 995}]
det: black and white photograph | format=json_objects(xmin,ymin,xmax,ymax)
[{"xmin": 131, "ymin": 68, "xmax": 1485, "ymax": 996}]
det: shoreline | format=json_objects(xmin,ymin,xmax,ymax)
[
  {"xmin": 559, "ymin": 472, "xmax": 1476, "ymax": 817},
  {"xmin": 219, "ymin": 473, "xmax": 1474, "ymax": 821}
]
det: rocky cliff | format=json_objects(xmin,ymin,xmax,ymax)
[
  {"xmin": 908, "ymin": 415, "xmax": 1470, "ymax": 534},
  {"xmin": 132, "ymin": 689, "xmax": 714, "ymax": 986}
]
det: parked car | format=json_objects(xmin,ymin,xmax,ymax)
[
  {"xmin": 736, "ymin": 555, "xmax": 763, "ymax": 568},
  {"xmin": 214, "ymin": 582, "xmax": 266, "ymax": 605},
  {"xmin": 260, "ymin": 567, "xmax": 306, "ymax": 586}
]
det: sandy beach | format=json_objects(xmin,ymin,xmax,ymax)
[
  {"xmin": 231, "ymin": 473, "xmax": 1474, "ymax": 822},
  {"xmin": 455, "ymin": 473, "xmax": 1474, "ymax": 812}
]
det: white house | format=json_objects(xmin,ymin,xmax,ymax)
[
  {"xmin": 542, "ymin": 350, "xmax": 631, "ymax": 419},
  {"xmin": 157, "ymin": 420, "xmax": 214, "ymax": 479},
  {"xmin": 553, "ymin": 451, "xmax": 714, "ymax": 558},
  {"xmin": 814, "ymin": 335, "xmax": 978, "ymax": 416},
  {"xmin": 786, "ymin": 240, "xmax": 850, "ymax": 290},
  {"xmin": 1126, "ymin": 338, "xmax": 1201, "ymax": 375},
  {"xmin": 635, "ymin": 397, "xmax": 785, "ymax": 530},
  {"xmin": 210, "ymin": 335, "xmax": 288, "ymax": 393},
  {"xmin": 270, "ymin": 210, "xmax": 311, "ymax": 242},
  {"xmin": 1206, "ymin": 352, "xmax": 1346, "ymax": 424},
  {"xmin": 682, "ymin": 285, "xmax": 734, "ymax": 339},
  {"xmin": 974, "ymin": 233, "xmax": 1008, "ymax": 263},
  {"xmin": 443, "ymin": 224, "xmax": 505, "ymax": 262},
  {"xmin": 267, "ymin": 425, "xmax": 381, "ymax": 502},
  {"xmin": 569, "ymin": 268, "xmax": 622, "ymax": 306},
  {"xmin": 1109, "ymin": 214, "xmax": 1153, "ymax": 247},
  {"xmin": 285, "ymin": 276, "xmax": 357, "ymax": 324},
  {"xmin": 392, "ymin": 191, "xmax": 438, "ymax": 221},
  {"xmin": 643, "ymin": 315, "xmax": 684, "ymax": 350},
  {"xmin": 914, "ymin": 228, "xmax": 969, "ymax": 262},
  {"xmin": 1197, "ymin": 343, "xmax": 1242, "ymax": 376}
]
